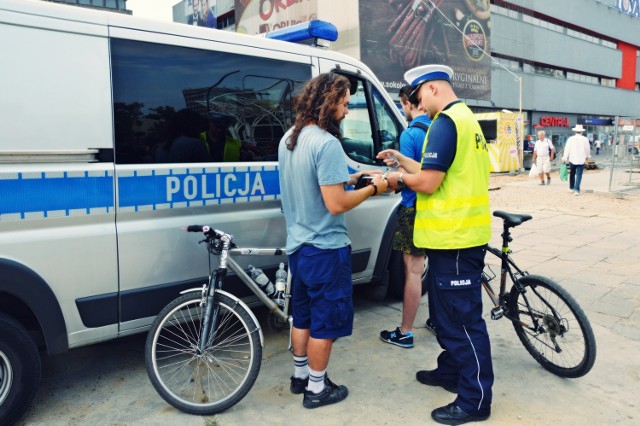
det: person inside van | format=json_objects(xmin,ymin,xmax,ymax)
[
  {"xmin": 155, "ymin": 108, "xmax": 209, "ymax": 163},
  {"xmin": 200, "ymin": 112, "xmax": 243, "ymax": 162}
]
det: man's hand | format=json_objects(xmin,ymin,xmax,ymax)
[
  {"xmin": 377, "ymin": 149, "xmax": 421, "ymax": 173},
  {"xmin": 348, "ymin": 169, "xmax": 384, "ymax": 186},
  {"xmin": 369, "ymin": 173, "xmax": 389, "ymax": 195},
  {"xmin": 383, "ymin": 171, "xmax": 403, "ymax": 192}
]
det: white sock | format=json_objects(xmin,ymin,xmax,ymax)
[
  {"xmin": 307, "ymin": 368, "xmax": 326, "ymax": 394},
  {"xmin": 293, "ymin": 354, "xmax": 308, "ymax": 379}
]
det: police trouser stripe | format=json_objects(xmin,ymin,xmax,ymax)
[{"xmin": 463, "ymin": 324, "xmax": 484, "ymax": 411}]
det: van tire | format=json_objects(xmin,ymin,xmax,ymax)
[
  {"xmin": 366, "ymin": 271, "xmax": 390, "ymax": 302},
  {"xmin": 386, "ymin": 250, "xmax": 429, "ymax": 300},
  {"xmin": 0, "ymin": 313, "xmax": 41, "ymax": 426}
]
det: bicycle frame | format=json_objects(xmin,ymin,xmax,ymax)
[
  {"xmin": 225, "ymin": 248, "xmax": 290, "ymax": 323},
  {"xmin": 482, "ymin": 218, "xmax": 565, "ymax": 337},
  {"xmin": 481, "ymin": 222, "xmax": 528, "ymax": 321},
  {"xmin": 182, "ymin": 235, "xmax": 290, "ymax": 354}
]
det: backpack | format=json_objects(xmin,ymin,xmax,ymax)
[{"xmin": 410, "ymin": 122, "xmax": 430, "ymax": 132}]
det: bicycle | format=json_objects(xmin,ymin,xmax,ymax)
[
  {"xmin": 483, "ymin": 210, "xmax": 596, "ymax": 378},
  {"xmin": 145, "ymin": 211, "xmax": 597, "ymax": 416},
  {"xmin": 144, "ymin": 225, "xmax": 291, "ymax": 415}
]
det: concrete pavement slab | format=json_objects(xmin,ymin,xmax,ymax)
[{"xmin": 18, "ymin": 171, "xmax": 640, "ymax": 425}]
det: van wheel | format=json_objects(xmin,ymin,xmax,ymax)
[
  {"xmin": 0, "ymin": 313, "xmax": 41, "ymax": 425},
  {"xmin": 387, "ymin": 250, "xmax": 429, "ymax": 300},
  {"xmin": 366, "ymin": 270, "xmax": 390, "ymax": 302}
]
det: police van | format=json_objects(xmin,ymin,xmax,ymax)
[{"xmin": 0, "ymin": 0, "xmax": 417, "ymax": 422}]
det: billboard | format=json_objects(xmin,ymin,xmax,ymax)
[
  {"xmin": 235, "ymin": 0, "xmax": 318, "ymax": 35},
  {"xmin": 360, "ymin": 0, "xmax": 491, "ymax": 100},
  {"xmin": 616, "ymin": 0, "xmax": 639, "ymax": 18},
  {"xmin": 192, "ymin": 0, "xmax": 217, "ymax": 27}
]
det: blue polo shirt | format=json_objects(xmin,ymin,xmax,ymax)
[{"xmin": 400, "ymin": 114, "xmax": 431, "ymax": 207}]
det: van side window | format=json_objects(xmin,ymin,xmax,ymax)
[
  {"xmin": 111, "ymin": 39, "xmax": 311, "ymax": 164},
  {"xmin": 339, "ymin": 77, "xmax": 400, "ymax": 164},
  {"xmin": 372, "ymin": 87, "xmax": 400, "ymax": 152}
]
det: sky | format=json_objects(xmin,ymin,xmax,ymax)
[{"xmin": 125, "ymin": 0, "xmax": 178, "ymax": 22}]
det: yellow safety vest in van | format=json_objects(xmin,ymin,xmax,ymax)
[
  {"xmin": 414, "ymin": 102, "xmax": 491, "ymax": 249},
  {"xmin": 200, "ymin": 132, "xmax": 242, "ymax": 162}
]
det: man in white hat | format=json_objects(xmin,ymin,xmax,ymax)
[
  {"xmin": 561, "ymin": 124, "xmax": 591, "ymax": 195},
  {"xmin": 377, "ymin": 64, "xmax": 493, "ymax": 425},
  {"xmin": 531, "ymin": 130, "xmax": 555, "ymax": 185}
]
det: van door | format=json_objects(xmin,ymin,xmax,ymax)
[
  {"xmin": 316, "ymin": 58, "xmax": 404, "ymax": 283},
  {"xmin": 109, "ymin": 29, "xmax": 313, "ymax": 333}
]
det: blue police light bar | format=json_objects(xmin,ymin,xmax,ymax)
[{"xmin": 265, "ymin": 20, "xmax": 338, "ymax": 45}]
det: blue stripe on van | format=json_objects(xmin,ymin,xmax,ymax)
[
  {"xmin": 117, "ymin": 166, "xmax": 281, "ymax": 210},
  {"xmin": 0, "ymin": 166, "xmax": 281, "ymax": 220},
  {"xmin": 0, "ymin": 171, "xmax": 113, "ymax": 219}
]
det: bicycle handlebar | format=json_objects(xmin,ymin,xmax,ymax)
[
  {"xmin": 184, "ymin": 225, "xmax": 211, "ymax": 233},
  {"xmin": 183, "ymin": 225, "xmax": 221, "ymax": 239}
]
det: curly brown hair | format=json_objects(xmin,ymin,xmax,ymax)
[{"xmin": 286, "ymin": 73, "xmax": 351, "ymax": 151}]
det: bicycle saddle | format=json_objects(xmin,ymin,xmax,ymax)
[{"xmin": 493, "ymin": 210, "xmax": 533, "ymax": 227}]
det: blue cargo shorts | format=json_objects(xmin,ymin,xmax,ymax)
[{"xmin": 288, "ymin": 244, "xmax": 354, "ymax": 339}]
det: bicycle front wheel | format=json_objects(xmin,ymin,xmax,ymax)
[
  {"xmin": 145, "ymin": 291, "xmax": 262, "ymax": 415},
  {"xmin": 509, "ymin": 275, "xmax": 596, "ymax": 378}
]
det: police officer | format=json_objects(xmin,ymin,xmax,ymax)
[{"xmin": 378, "ymin": 64, "xmax": 493, "ymax": 425}]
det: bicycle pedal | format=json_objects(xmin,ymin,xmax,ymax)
[{"xmin": 491, "ymin": 307, "xmax": 504, "ymax": 320}]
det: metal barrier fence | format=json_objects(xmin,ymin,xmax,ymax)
[{"xmin": 608, "ymin": 116, "xmax": 640, "ymax": 194}]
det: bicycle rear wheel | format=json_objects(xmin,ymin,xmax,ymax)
[
  {"xmin": 509, "ymin": 275, "xmax": 596, "ymax": 378},
  {"xmin": 145, "ymin": 291, "xmax": 262, "ymax": 415}
]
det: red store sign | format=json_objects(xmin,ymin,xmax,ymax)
[{"xmin": 539, "ymin": 116, "xmax": 569, "ymax": 127}]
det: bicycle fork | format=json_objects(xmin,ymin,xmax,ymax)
[{"xmin": 198, "ymin": 270, "xmax": 224, "ymax": 353}]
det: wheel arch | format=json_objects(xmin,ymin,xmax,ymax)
[
  {"xmin": 370, "ymin": 202, "xmax": 400, "ymax": 285},
  {"xmin": 0, "ymin": 258, "xmax": 68, "ymax": 355}
]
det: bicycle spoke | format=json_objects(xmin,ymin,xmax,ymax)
[
  {"xmin": 509, "ymin": 275, "xmax": 596, "ymax": 378},
  {"xmin": 146, "ymin": 293, "xmax": 261, "ymax": 414}
]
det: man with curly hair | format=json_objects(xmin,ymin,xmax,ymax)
[{"xmin": 278, "ymin": 73, "xmax": 388, "ymax": 409}]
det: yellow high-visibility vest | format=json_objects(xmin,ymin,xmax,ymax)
[
  {"xmin": 200, "ymin": 132, "xmax": 241, "ymax": 162},
  {"xmin": 414, "ymin": 102, "xmax": 491, "ymax": 249}
]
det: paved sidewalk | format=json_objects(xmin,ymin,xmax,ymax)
[{"xmin": 19, "ymin": 176, "xmax": 640, "ymax": 425}]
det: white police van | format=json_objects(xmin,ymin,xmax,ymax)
[{"xmin": 0, "ymin": 0, "xmax": 418, "ymax": 422}]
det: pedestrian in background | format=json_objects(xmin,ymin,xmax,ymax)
[
  {"xmin": 595, "ymin": 138, "xmax": 601, "ymax": 155},
  {"xmin": 562, "ymin": 124, "xmax": 591, "ymax": 196},
  {"xmin": 278, "ymin": 73, "xmax": 388, "ymax": 409},
  {"xmin": 378, "ymin": 64, "xmax": 493, "ymax": 425},
  {"xmin": 531, "ymin": 130, "xmax": 555, "ymax": 185},
  {"xmin": 380, "ymin": 85, "xmax": 432, "ymax": 349}
]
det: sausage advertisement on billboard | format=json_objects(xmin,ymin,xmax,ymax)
[{"xmin": 360, "ymin": 0, "xmax": 491, "ymax": 100}]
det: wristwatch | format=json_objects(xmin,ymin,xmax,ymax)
[{"xmin": 397, "ymin": 172, "xmax": 406, "ymax": 189}]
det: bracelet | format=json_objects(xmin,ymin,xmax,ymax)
[{"xmin": 370, "ymin": 182, "xmax": 378, "ymax": 196}]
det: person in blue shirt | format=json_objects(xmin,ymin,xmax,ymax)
[{"xmin": 380, "ymin": 85, "xmax": 432, "ymax": 348}]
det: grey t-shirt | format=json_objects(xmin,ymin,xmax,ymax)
[{"xmin": 278, "ymin": 125, "xmax": 351, "ymax": 254}]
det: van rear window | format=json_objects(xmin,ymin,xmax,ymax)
[{"xmin": 111, "ymin": 38, "xmax": 311, "ymax": 164}]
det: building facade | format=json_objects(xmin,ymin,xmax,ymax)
[
  {"xmin": 46, "ymin": 0, "xmax": 128, "ymax": 13},
  {"xmin": 484, "ymin": 0, "xmax": 640, "ymax": 146},
  {"xmin": 224, "ymin": 0, "xmax": 640, "ymax": 148},
  {"xmin": 54, "ymin": 0, "xmax": 640, "ymax": 149}
]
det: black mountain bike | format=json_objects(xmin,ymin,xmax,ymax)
[{"xmin": 483, "ymin": 210, "xmax": 596, "ymax": 378}]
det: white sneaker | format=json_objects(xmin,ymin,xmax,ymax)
[
  {"xmin": 568, "ymin": 189, "xmax": 574, "ymax": 192},
  {"xmin": 574, "ymin": 191, "xmax": 580, "ymax": 196}
]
